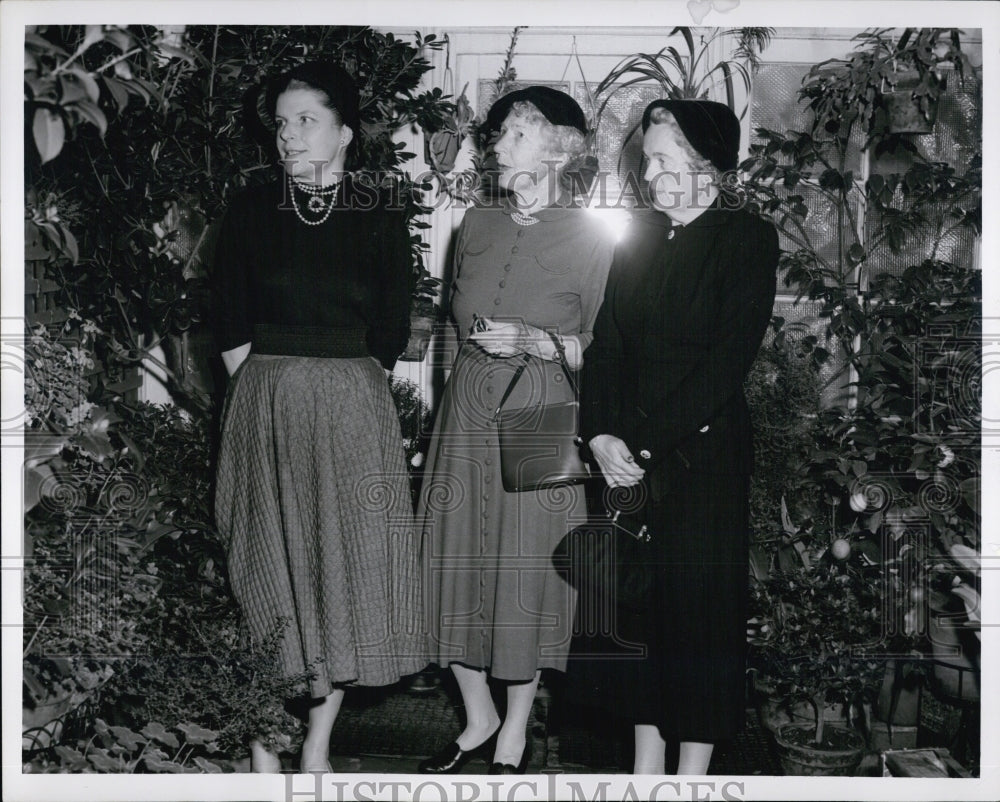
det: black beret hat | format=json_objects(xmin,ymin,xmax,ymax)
[
  {"xmin": 641, "ymin": 99, "xmax": 740, "ymax": 173},
  {"xmin": 484, "ymin": 85, "xmax": 589, "ymax": 136},
  {"xmin": 264, "ymin": 60, "xmax": 361, "ymax": 136}
]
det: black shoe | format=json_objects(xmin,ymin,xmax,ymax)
[
  {"xmin": 488, "ymin": 739, "xmax": 530, "ymax": 775},
  {"xmin": 418, "ymin": 730, "xmax": 498, "ymax": 774},
  {"xmin": 406, "ymin": 668, "xmax": 440, "ymax": 695}
]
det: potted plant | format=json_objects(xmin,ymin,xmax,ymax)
[
  {"xmin": 742, "ymin": 25, "xmax": 980, "ymax": 773},
  {"xmin": 799, "ymin": 27, "xmax": 972, "ymax": 143},
  {"xmin": 748, "ymin": 531, "xmax": 889, "ymax": 775}
]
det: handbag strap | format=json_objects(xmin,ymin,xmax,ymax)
[{"xmin": 491, "ymin": 330, "xmax": 577, "ymax": 421}]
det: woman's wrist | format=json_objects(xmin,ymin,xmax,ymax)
[{"xmin": 516, "ymin": 323, "xmax": 545, "ymax": 357}]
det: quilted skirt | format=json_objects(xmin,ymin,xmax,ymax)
[{"xmin": 215, "ymin": 354, "xmax": 426, "ymax": 697}]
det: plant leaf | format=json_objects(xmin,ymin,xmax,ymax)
[
  {"xmin": 103, "ymin": 76, "xmax": 130, "ymax": 112},
  {"xmin": 109, "ymin": 725, "xmax": 146, "ymax": 752},
  {"xmin": 87, "ymin": 747, "xmax": 125, "ymax": 772},
  {"xmin": 156, "ymin": 43, "xmax": 196, "ymax": 64},
  {"xmin": 192, "ymin": 756, "xmax": 224, "ymax": 773},
  {"xmin": 176, "ymin": 721, "xmax": 218, "ymax": 745},
  {"xmin": 141, "ymin": 721, "xmax": 180, "ymax": 749},
  {"xmin": 33, "ymin": 108, "xmax": 65, "ymax": 163},
  {"xmin": 71, "ymin": 99, "xmax": 108, "ymax": 137}
]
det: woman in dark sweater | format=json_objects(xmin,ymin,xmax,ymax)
[
  {"xmin": 213, "ymin": 61, "xmax": 424, "ymax": 772},
  {"xmin": 579, "ymin": 99, "xmax": 779, "ymax": 774}
]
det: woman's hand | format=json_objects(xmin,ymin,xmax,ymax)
[
  {"xmin": 469, "ymin": 318, "xmax": 582, "ymax": 367},
  {"xmin": 589, "ymin": 434, "xmax": 645, "ymax": 487},
  {"xmin": 468, "ymin": 319, "xmax": 525, "ymax": 357}
]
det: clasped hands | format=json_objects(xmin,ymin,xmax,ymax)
[
  {"xmin": 468, "ymin": 317, "xmax": 539, "ymax": 358},
  {"xmin": 589, "ymin": 434, "xmax": 645, "ymax": 488}
]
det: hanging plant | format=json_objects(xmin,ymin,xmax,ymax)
[{"xmin": 592, "ymin": 27, "xmax": 773, "ymax": 171}]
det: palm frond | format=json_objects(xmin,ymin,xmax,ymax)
[{"xmin": 733, "ymin": 27, "xmax": 776, "ymax": 72}]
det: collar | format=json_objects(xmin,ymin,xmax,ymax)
[
  {"xmin": 684, "ymin": 205, "xmax": 732, "ymax": 229},
  {"xmin": 660, "ymin": 202, "xmax": 733, "ymax": 235}
]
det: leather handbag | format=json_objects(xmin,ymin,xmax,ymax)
[
  {"xmin": 493, "ymin": 331, "xmax": 589, "ymax": 493},
  {"xmin": 553, "ymin": 508, "xmax": 653, "ymax": 611}
]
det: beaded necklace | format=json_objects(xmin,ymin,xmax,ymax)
[
  {"xmin": 288, "ymin": 174, "xmax": 341, "ymax": 226},
  {"xmin": 510, "ymin": 209, "xmax": 539, "ymax": 227}
]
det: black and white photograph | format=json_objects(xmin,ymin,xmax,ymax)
[{"xmin": 3, "ymin": 1, "xmax": 997, "ymax": 800}]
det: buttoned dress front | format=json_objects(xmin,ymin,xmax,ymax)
[{"xmin": 419, "ymin": 202, "xmax": 613, "ymax": 681}]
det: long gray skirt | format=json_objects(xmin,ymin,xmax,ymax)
[
  {"xmin": 418, "ymin": 343, "xmax": 582, "ymax": 680},
  {"xmin": 215, "ymin": 354, "xmax": 426, "ymax": 697}
]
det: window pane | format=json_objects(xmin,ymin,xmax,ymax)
[
  {"xmin": 751, "ymin": 63, "xmax": 863, "ymax": 175},
  {"xmin": 578, "ymin": 82, "xmax": 662, "ymax": 186}
]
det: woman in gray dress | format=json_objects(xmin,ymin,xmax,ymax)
[{"xmin": 417, "ymin": 87, "xmax": 613, "ymax": 774}]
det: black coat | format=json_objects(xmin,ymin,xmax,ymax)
[
  {"xmin": 574, "ymin": 203, "xmax": 779, "ymax": 741},
  {"xmin": 581, "ymin": 204, "xmax": 779, "ymax": 489}
]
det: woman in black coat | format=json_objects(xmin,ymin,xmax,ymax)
[{"xmin": 578, "ymin": 99, "xmax": 779, "ymax": 774}]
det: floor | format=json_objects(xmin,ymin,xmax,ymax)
[{"xmin": 314, "ymin": 673, "xmax": 785, "ymax": 775}]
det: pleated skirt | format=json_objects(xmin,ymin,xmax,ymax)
[{"xmin": 215, "ymin": 354, "xmax": 426, "ymax": 698}]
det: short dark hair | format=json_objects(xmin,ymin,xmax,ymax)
[{"xmin": 264, "ymin": 60, "xmax": 361, "ymax": 167}]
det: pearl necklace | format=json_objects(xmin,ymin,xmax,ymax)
[
  {"xmin": 288, "ymin": 175, "xmax": 341, "ymax": 225},
  {"xmin": 510, "ymin": 209, "xmax": 539, "ymax": 226}
]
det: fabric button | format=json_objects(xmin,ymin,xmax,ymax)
[
  {"xmin": 504, "ymin": 264, "xmax": 512, "ymax": 272},
  {"xmin": 494, "ymin": 298, "xmax": 501, "ymax": 305},
  {"xmin": 483, "ymin": 494, "xmax": 490, "ymax": 502},
  {"xmin": 485, "ymin": 458, "xmax": 492, "ymax": 465},
  {"xmin": 486, "ymin": 385, "xmax": 494, "ymax": 393},
  {"xmin": 517, "ymin": 230, "xmax": 525, "ymax": 238},
  {"xmin": 639, "ymin": 449, "xmax": 652, "ymax": 460},
  {"xmin": 699, "ymin": 424, "xmax": 710, "ymax": 433},
  {"xmin": 487, "ymin": 371, "xmax": 495, "ymax": 379},
  {"xmin": 485, "ymin": 475, "xmax": 493, "ymax": 483},
  {"xmin": 499, "ymin": 280, "xmax": 506, "ymax": 288},
  {"xmin": 511, "ymin": 246, "xmax": 519, "ymax": 253}
]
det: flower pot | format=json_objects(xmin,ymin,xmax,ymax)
[
  {"xmin": 774, "ymin": 723, "xmax": 866, "ymax": 776},
  {"xmin": 884, "ymin": 71, "xmax": 942, "ymax": 134},
  {"xmin": 758, "ymin": 696, "xmax": 851, "ymax": 737},
  {"xmin": 400, "ymin": 314, "xmax": 436, "ymax": 362}
]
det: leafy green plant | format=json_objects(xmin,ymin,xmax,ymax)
[
  {"xmin": 742, "ymin": 25, "xmax": 980, "ymax": 557},
  {"xmin": 595, "ymin": 27, "xmax": 773, "ymax": 117},
  {"xmin": 749, "ymin": 558, "xmax": 892, "ymax": 746},
  {"xmin": 742, "ymin": 28, "xmax": 980, "ymax": 755},
  {"xmin": 800, "ymin": 28, "xmax": 971, "ymax": 146},
  {"xmin": 745, "ymin": 330, "xmax": 822, "ymax": 539},
  {"xmin": 591, "ymin": 27, "xmax": 772, "ymax": 172},
  {"xmin": 112, "ymin": 614, "xmax": 312, "ymax": 761},
  {"xmin": 26, "ymin": 26, "xmax": 456, "ymax": 410},
  {"xmin": 23, "ymin": 398, "xmax": 309, "ymax": 769},
  {"xmin": 29, "ymin": 718, "xmax": 226, "ymax": 774}
]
